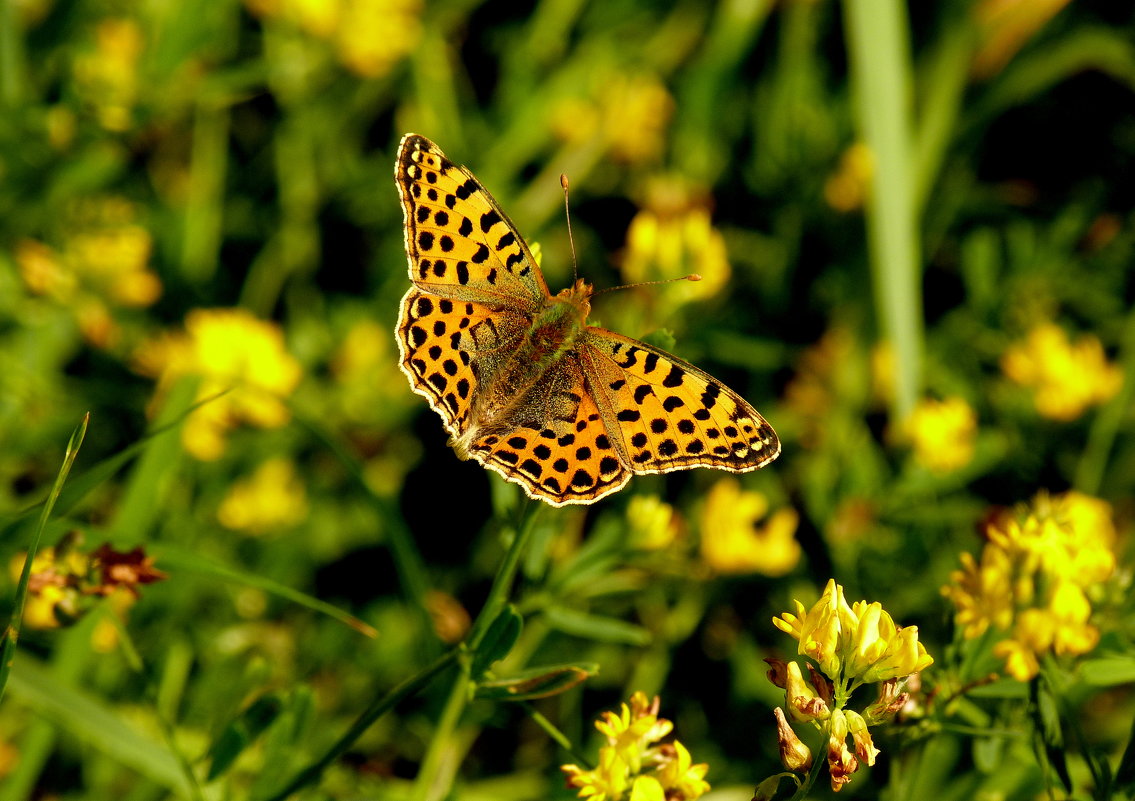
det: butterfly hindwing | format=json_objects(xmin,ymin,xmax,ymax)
[
  {"xmin": 581, "ymin": 328, "xmax": 780, "ymax": 475},
  {"xmin": 467, "ymin": 357, "xmax": 631, "ymax": 505},
  {"xmin": 396, "ymin": 134, "xmax": 549, "ymax": 309}
]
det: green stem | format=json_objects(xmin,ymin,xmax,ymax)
[
  {"xmin": 1075, "ymin": 305, "xmax": 1135, "ymax": 494},
  {"xmin": 263, "ymin": 648, "xmax": 459, "ymax": 801},
  {"xmin": 411, "ymin": 667, "xmax": 472, "ymax": 801},
  {"xmin": 787, "ymin": 738, "xmax": 828, "ymax": 801},
  {"xmin": 524, "ymin": 702, "xmax": 593, "ymax": 768},
  {"xmin": 412, "ymin": 499, "xmax": 542, "ymax": 801},
  {"xmin": 843, "ymin": 0, "xmax": 923, "ymax": 419},
  {"xmin": 468, "ymin": 500, "xmax": 542, "ymax": 650}
]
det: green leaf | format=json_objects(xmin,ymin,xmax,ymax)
[
  {"xmin": 1080, "ymin": 656, "xmax": 1135, "ymax": 687},
  {"xmin": 207, "ymin": 693, "xmax": 285, "ymax": 780},
  {"xmin": 543, "ymin": 607, "xmax": 652, "ymax": 646},
  {"xmin": 972, "ymin": 735, "xmax": 1003, "ymax": 774},
  {"xmin": 470, "ymin": 605, "xmax": 522, "ymax": 679},
  {"xmin": 0, "ymin": 414, "xmax": 88, "ymax": 704},
  {"xmin": 475, "ymin": 663, "xmax": 597, "ymax": 701}
]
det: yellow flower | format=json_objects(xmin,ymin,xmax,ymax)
[
  {"xmin": 844, "ymin": 710, "xmax": 879, "ymax": 766},
  {"xmin": 783, "ymin": 660, "xmax": 830, "ymax": 723},
  {"xmin": 942, "ymin": 490, "xmax": 1116, "ymax": 680},
  {"xmin": 217, "ymin": 458, "xmax": 309, "ymax": 533},
  {"xmin": 134, "ymin": 309, "xmax": 303, "ymax": 460},
  {"xmin": 653, "ymin": 741, "xmax": 710, "ymax": 800},
  {"xmin": 700, "ymin": 479, "xmax": 800, "ymax": 576},
  {"xmin": 825, "ymin": 709, "xmax": 859, "ymax": 792},
  {"xmin": 628, "ymin": 775, "xmax": 664, "ymax": 801},
  {"xmin": 901, "ymin": 397, "xmax": 977, "ymax": 472},
  {"xmin": 244, "ymin": 0, "xmax": 422, "ymax": 79},
  {"xmin": 73, "ymin": 18, "xmax": 144, "ymax": 131},
  {"xmin": 768, "ymin": 595, "xmax": 925, "ymax": 795},
  {"xmin": 552, "ymin": 73, "xmax": 674, "ymax": 165},
  {"xmin": 595, "ymin": 692, "xmax": 672, "ymax": 774},
  {"xmin": 1001, "ymin": 323, "xmax": 1121, "ymax": 421},
  {"xmin": 335, "ymin": 0, "xmax": 423, "ymax": 78},
  {"xmin": 16, "ymin": 197, "xmax": 163, "ymax": 347},
  {"xmin": 823, "ymin": 142, "xmax": 874, "ymax": 213},
  {"xmin": 563, "ymin": 693, "xmax": 710, "ymax": 801},
  {"xmin": 620, "ymin": 180, "xmax": 731, "ymax": 315},
  {"xmin": 563, "ymin": 745, "xmax": 631, "ymax": 801},
  {"xmin": 68, "ymin": 224, "xmax": 160, "ymax": 307},
  {"xmin": 626, "ymin": 495, "xmax": 682, "ymax": 551}
]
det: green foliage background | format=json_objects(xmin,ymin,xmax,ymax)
[{"xmin": 1, "ymin": 0, "xmax": 1134, "ymax": 799}]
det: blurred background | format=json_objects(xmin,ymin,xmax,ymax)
[{"xmin": 0, "ymin": 0, "xmax": 1133, "ymax": 798}]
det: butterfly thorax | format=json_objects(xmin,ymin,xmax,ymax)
[{"xmin": 449, "ymin": 280, "xmax": 593, "ymax": 459}]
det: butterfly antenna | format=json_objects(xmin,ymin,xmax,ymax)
[
  {"xmin": 592, "ymin": 274, "xmax": 702, "ymax": 297},
  {"xmin": 561, "ymin": 174, "xmax": 579, "ymax": 283},
  {"xmin": 561, "ymin": 173, "xmax": 700, "ymax": 295}
]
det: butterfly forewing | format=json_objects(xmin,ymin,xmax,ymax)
[
  {"xmin": 581, "ymin": 329, "xmax": 780, "ymax": 475},
  {"xmin": 397, "ymin": 134, "xmax": 549, "ymax": 308}
]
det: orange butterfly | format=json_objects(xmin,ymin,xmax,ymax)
[{"xmin": 395, "ymin": 134, "xmax": 779, "ymax": 506}]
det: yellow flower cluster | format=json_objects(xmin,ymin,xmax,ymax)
[
  {"xmin": 1001, "ymin": 323, "xmax": 1121, "ymax": 421},
  {"xmin": 562, "ymin": 692, "xmax": 709, "ymax": 801},
  {"xmin": 901, "ymin": 396, "xmax": 978, "ymax": 473},
  {"xmin": 773, "ymin": 580, "xmax": 933, "ymax": 688},
  {"xmin": 134, "ymin": 309, "xmax": 303, "ymax": 460},
  {"xmin": 217, "ymin": 458, "xmax": 309, "ymax": 534},
  {"xmin": 699, "ymin": 478, "xmax": 800, "ymax": 576},
  {"xmin": 16, "ymin": 197, "xmax": 163, "ymax": 347},
  {"xmin": 72, "ymin": 18, "xmax": 144, "ymax": 131},
  {"xmin": 942, "ymin": 491, "xmax": 1115, "ymax": 681},
  {"xmin": 769, "ymin": 580, "xmax": 932, "ymax": 791},
  {"xmin": 244, "ymin": 0, "xmax": 422, "ymax": 79},
  {"xmin": 621, "ymin": 181, "xmax": 731, "ymax": 312},
  {"xmin": 551, "ymin": 73, "xmax": 674, "ymax": 165}
]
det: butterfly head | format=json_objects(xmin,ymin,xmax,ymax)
[{"xmin": 554, "ymin": 277, "xmax": 594, "ymax": 321}]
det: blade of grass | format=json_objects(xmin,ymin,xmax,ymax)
[
  {"xmin": 843, "ymin": 0, "xmax": 923, "ymax": 418},
  {"xmin": 0, "ymin": 413, "xmax": 88, "ymax": 704},
  {"xmin": 107, "ymin": 377, "xmax": 195, "ymax": 545},
  {"xmin": 912, "ymin": 18, "xmax": 975, "ymax": 215},
  {"xmin": 261, "ymin": 647, "xmax": 458, "ymax": 801},
  {"xmin": 0, "ymin": 384, "xmax": 223, "ymax": 539},
  {"xmin": 154, "ymin": 543, "xmax": 377, "ymax": 638}
]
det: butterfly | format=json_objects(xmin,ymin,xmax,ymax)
[{"xmin": 394, "ymin": 133, "xmax": 779, "ymax": 506}]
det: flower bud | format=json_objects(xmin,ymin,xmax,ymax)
[
  {"xmin": 774, "ymin": 707, "xmax": 813, "ymax": 772},
  {"xmin": 845, "ymin": 710, "xmax": 880, "ymax": 766},
  {"xmin": 785, "ymin": 660, "xmax": 829, "ymax": 722}
]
